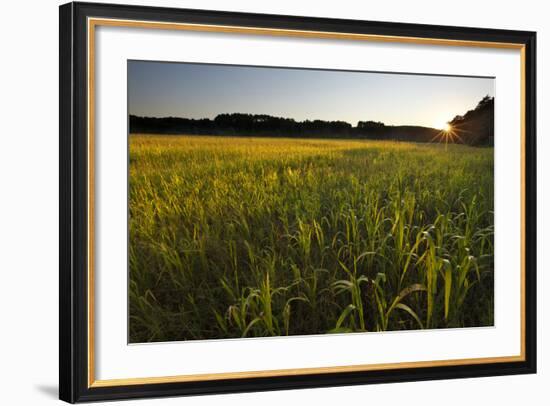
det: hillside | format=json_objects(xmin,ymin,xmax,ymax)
[{"xmin": 449, "ymin": 96, "xmax": 494, "ymax": 146}]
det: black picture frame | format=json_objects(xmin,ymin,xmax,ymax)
[{"xmin": 59, "ymin": 1, "xmax": 537, "ymax": 403}]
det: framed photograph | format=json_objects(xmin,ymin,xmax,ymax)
[{"xmin": 59, "ymin": 2, "xmax": 536, "ymax": 403}]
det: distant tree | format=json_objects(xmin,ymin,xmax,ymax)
[
  {"xmin": 357, "ymin": 120, "xmax": 385, "ymax": 129},
  {"xmin": 449, "ymin": 96, "xmax": 494, "ymax": 146},
  {"xmin": 476, "ymin": 95, "xmax": 494, "ymax": 110}
]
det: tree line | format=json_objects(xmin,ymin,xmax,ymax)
[
  {"xmin": 129, "ymin": 96, "xmax": 494, "ymax": 146},
  {"xmin": 449, "ymin": 95, "xmax": 494, "ymax": 146}
]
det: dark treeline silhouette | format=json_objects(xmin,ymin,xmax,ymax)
[
  {"xmin": 129, "ymin": 114, "xmax": 439, "ymax": 142},
  {"xmin": 130, "ymin": 96, "xmax": 494, "ymax": 146},
  {"xmin": 449, "ymin": 95, "xmax": 494, "ymax": 146}
]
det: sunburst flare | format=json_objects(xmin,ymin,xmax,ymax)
[{"xmin": 431, "ymin": 123, "xmax": 468, "ymax": 150}]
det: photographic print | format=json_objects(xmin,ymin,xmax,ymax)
[
  {"xmin": 60, "ymin": 4, "xmax": 536, "ymax": 401},
  {"xmin": 128, "ymin": 61, "xmax": 495, "ymax": 343}
]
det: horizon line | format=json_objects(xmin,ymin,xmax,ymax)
[{"xmin": 128, "ymin": 112, "xmax": 440, "ymax": 129}]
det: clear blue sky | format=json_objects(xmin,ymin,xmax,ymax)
[{"xmin": 128, "ymin": 60, "xmax": 494, "ymax": 129}]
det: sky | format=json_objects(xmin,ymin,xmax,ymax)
[{"xmin": 128, "ymin": 60, "xmax": 494, "ymax": 130}]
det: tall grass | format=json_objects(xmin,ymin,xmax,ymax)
[{"xmin": 129, "ymin": 135, "xmax": 494, "ymax": 342}]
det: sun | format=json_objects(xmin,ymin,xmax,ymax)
[
  {"xmin": 434, "ymin": 121, "xmax": 451, "ymax": 132},
  {"xmin": 430, "ymin": 122, "xmax": 465, "ymax": 151}
]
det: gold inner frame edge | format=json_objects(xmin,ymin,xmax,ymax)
[{"xmin": 87, "ymin": 17, "xmax": 527, "ymax": 388}]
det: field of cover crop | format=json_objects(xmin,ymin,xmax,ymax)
[{"xmin": 129, "ymin": 135, "xmax": 494, "ymax": 343}]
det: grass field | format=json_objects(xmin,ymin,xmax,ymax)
[{"xmin": 129, "ymin": 135, "xmax": 494, "ymax": 343}]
